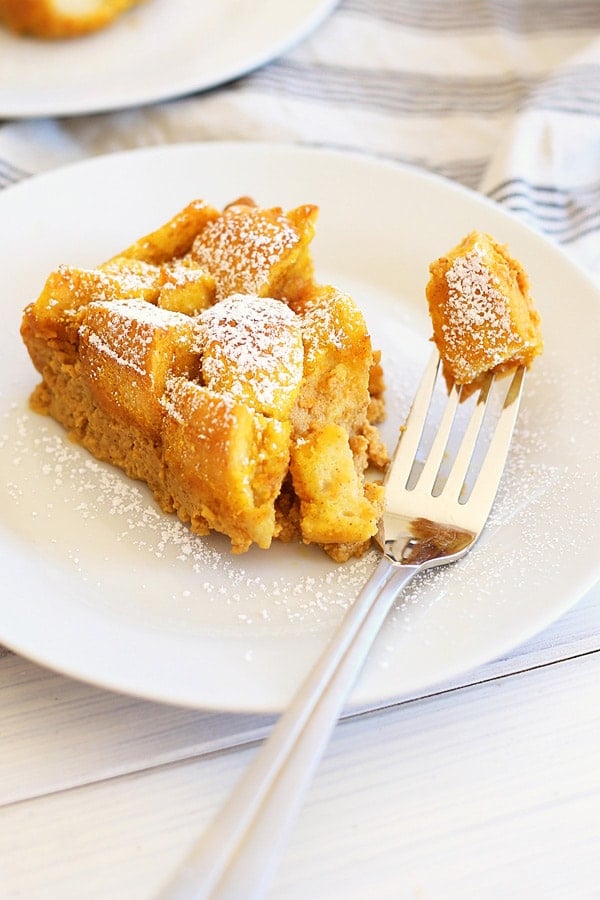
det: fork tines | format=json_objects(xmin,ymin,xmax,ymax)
[{"xmin": 386, "ymin": 350, "xmax": 525, "ymax": 534}]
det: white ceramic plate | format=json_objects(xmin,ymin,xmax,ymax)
[
  {"xmin": 0, "ymin": 0, "xmax": 337, "ymax": 118},
  {"xmin": 1, "ymin": 142, "xmax": 599, "ymax": 712}
]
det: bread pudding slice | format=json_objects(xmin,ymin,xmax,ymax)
[
  {"xmin": 426, "ymin": 231, "xmax": 543, "ymax": 385},
  {"xmin": 21, "ymin": 198, "xmax": 387, "ymax": 559},
  {"xmin": 0, "ymin": 0, "xmax": 146, "ymax": 38}
]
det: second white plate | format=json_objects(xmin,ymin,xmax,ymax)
[
  {"xmin": 0, "ymin": 142, "xmax": 599, "ymax": 712},
  {"xmin": 0, "ymin": 0, "xmax": 337, "ymax": 118}
]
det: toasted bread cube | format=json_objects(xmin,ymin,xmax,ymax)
[
  {"xmin": 197, "ymin": 294, "xmax": 304, "ymax": 419},
  {"xmin": 162, "ymin": 378, "xmax": 291, "ymax": 551},
  {"xmin": 157, "ymin": 260, "xmax": 216, "ymax": 314},
  {"xmin": 99, "ymin": 257, "xmax": 165, "ymax": 301},
  {"xmin": 78, "ymin": 299, "xmax": 197, "ymax": 437},
  {"xmin": 426, "ymin": 231, "xmax": 543, "ymax": 384},
  {"xmin": 30, "ymin": 263, "xmax": 162, "ymax": 320},
  {"xmin": 21, "ymin": 263, "xmax": 164, "ymax": 371},
  {"xmin": 291, "ymin": 285, "xmax": 374, "ymax": 436},
  {"xmin": 191, "ymin": 199, "xmax": 318, "ymax": 303},
  {"xmin": 109, "ymin": 200, "xmax": 220, "ymax": 265},
  {"xmin": 290, "ymin": 423, "xmax": 383, "ymax": 545}
]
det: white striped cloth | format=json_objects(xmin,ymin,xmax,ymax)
[{"xmin": 1, "ymin": 0, "xmax": 599, "ymax": 279}]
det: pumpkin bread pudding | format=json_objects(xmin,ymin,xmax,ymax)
[
  {"xmin": 21, "ymin": 197, "xmax": 388, "ymax": 560},
  {"xmin": 426, "ymin": 231, "xmax": 543, "ymax": 385}
]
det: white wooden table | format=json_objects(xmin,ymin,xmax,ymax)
[
  {"xmin": 1, "ymin": 1, "xmax": 599, "ymax": 894},
  {"xmin": 2, "ymin": 575, "xmax": 599, "ymax": 899}
]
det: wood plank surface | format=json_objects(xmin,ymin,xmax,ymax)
[
  {"xmin": 2, "ymin": 582, "xmax": 599, "ymax": 808},
  {"xmin": 2, "ymin": 644, "xmax": 598, "ymax": 899}
]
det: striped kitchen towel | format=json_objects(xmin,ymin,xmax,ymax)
[{"xmin": 1, "ymin": 0, "xmax": 599, "ymax": 278}]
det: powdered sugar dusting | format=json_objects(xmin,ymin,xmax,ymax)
[
  {"xmin": 161, "ymin": 375, "xmax": 238, "ymax": 431},
  {"xmin": 301, "ymin": 288, "xmax": 353, "ymax": 364},
  {"xmin": 1, "ymin": 408, "xmax": 379, "ymax": 634},
  {"xmin": 192, "ymin": 206, "xmax": 299, "ymax": 301},
  {"xmin": 87, "ymin": 297, "xmax": 190, "ymax": 330},
  {"xmin": 443, "ymin": 247, "xmax": 520, "ymax": 378},
  {"xmin": 79, "ymin": 299, "xmax": 191, "ymax": 377},
  {"xmin": 57, "ymin": 265, "xmax": 158, "ymax": 307},
  {"xmin": 197, "ymin": 294, "xmax": 303, "ymax": 415}
]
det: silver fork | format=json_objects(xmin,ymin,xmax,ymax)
[{"xmin": 157, "ymin": 350, "xmax": 526, "ymax": 900}]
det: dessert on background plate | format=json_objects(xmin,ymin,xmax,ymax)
[{"xmin": 0, "ymin": 0, "xmax": 146, "ymax": 38}]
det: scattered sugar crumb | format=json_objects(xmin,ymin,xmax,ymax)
[{"xmin": 1, "ymin": 411, "xmax": 379, "ymax": 632}]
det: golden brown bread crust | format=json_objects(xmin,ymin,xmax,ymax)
[
  {"xmin": 191, "ymin": 199, "xmax": 318, "ymax": 303},
  {"xmin": 21, "ymin": 198, "xmax": 387, "ymax": 560},
  {"xmin": 426, "ymin": 231, "xmax": 543, "ymax": 385},
  {"xmin": 0, "ymin": 0, "xmax": 145, "ymax": 38}
]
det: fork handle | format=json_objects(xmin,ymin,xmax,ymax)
[{"xmin": 157, "ymin": 556, "xmax": 420, "ymax": 900}]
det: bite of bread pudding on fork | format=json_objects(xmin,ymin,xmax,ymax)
[{"xmin": 426, "ymin": 230, "xmax": 543, "ymax": 386}]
